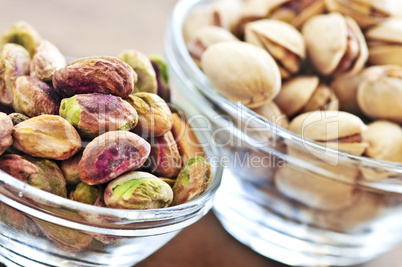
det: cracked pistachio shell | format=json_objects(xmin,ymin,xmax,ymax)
[
  {"xmin": 172, "ymin": 157, "xmax": 212, "ymax": 205},
  {"xmin": 30, "ymin": 40, "xmax": 66, "ymax": 81},
  {"xmin": 146, "ymin": 131, "xmax": 182, "ymax": 178},
  {"xmin": 59, "ymin": 93, "xmax": 138, "ymax": 138},
  {"xmin": 70, "ymin": 182, "xmax": 102, "ymax": 205},
  {"xmin": 13, "ymin": 76, "xmax": 60, "ymax": 117},
  {"xmin": 0, "ymin": 154, "xmax": 67, "ymax": 197},
  {"xmin": 202, "ymin": 42, "xmax": 281, "ymax": 108},
  {"xmin": 8, "ymin": 112, "xmax": 29, "ymax": 126},
  {"xmin": 365, "ymin": 18, "xmax": 402, "ymax": 66},
  {"xmin": 302, "ymin": 13, "xmax": 368, "ymax": 75},
  {"xmin": 245, "ymin": 19, "xmax": 305, "ymax": 79},
  {"xmin": 149, "ymin": 55, "xmax": 171, "ymax": 102},
  {"xmin": 53, "ymin": 56, "xmax": 136, "ymax": 98},
  {"xmin": 59, "ymin": 151, "xmax": 82, "ymax": 185},
  {"xmin": 251, "ymin": 101, "xmax": 288, "ymax": 129},
  {"xmin": 288, "ymin": 110, "xmax": 368, "ymax": 156},
  {"xmin": 325, "ymin": 0, "xmax": 393, "ymax": 28},
  {"xmin": 12, "ymin": 115, "xmax": 81, "ymax": 160},
  {"xmin": 125, "ymin": 92, "xmax": 173, "ymax": 137},
  {"xmin": 275, "ymin": 163, "xmax": 361, "ymax": 211},
  {"xmin": 0, "ymin": 43, "xmax": 30, "ymax": 106},
  {"xmin": 0, "ymin": 21, "xmax": 41, "ymax": 57},
  {"xmin": 118, "ymin": 50, "xmax": 157, "ymax": 94},
  {"xmin": 363, "ymin": 120, "xmax": 402, "ymax": 163},
  {"xmin": 357, "ymin": 65, "xmax": 402, "ymax": 123},
  {"xmin": 79, "ymin": 131, "xmax": 150, "ymax": 185},
  {"xmin": 104, "ymin": 171, "xmax": 173, "ymax": 209},
  {"xmin": 0, "ymin": 112, "xmax": 13, "ymax": 155}
]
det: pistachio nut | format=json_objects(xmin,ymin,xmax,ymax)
[
  {"xmin": 149, "ymin": 55, "xmax": 170, "ymax": 102},
  {"xmin": 13, "ymin": 76, "xmax": 60, "ymax": 117},
  {"xmin": 12, "ymin": 115, "xmax": 81, "ymax": 160},
  {"xmin": 187, "ymin": 26, "xmax": 238, "ymax": 67},
  {"xmin": 104, "ymin": 171, "xmax": 173, "ymax": 209},
  {"xmin": 245, "ymin": 19, "xmax": 305, "ymax": 79},
  {"xmin": 0, "ymin": 43, "xmax": 30, "ymax": 106},
  {"xmin": 146, "ymin": 131, "xmax": 182, "ymax": 178},
  {"xmin": 30, "ymin": 40, "xmax": 66, "ymax": 81},
  {"xmin": 159, "ymin": 177, "xmax": 176, "ymax": 187},
  {"xmin": 53, "ymin": 56, "xmax": 137, "ymax": 98},
  {"xmin": 79, "ymin": 131, "xmax": 151, "ymax": 185},
  {"xmin": 363, "ymin": 120, "xmax": 402, "ymax": 163},
  {"xmin": 125, "ymin": 92, "xmax": 173, "ymax": 137},
  {"xmin": 274, "ymin": 163, "xmax": 361, "ymax": 211},
  {"xmin": 357, "ymin": 65, "xmax": 402, "ymax": 123},
  {"xmin": 0, "ymin": 112, "xmax": 13, "ymax": 156},
  {"xmin": 251, "ymin": 101, "xmax": 289, "ymax": 129},
  {"xmin": 365, "ymin": 18, "xmax": 402, "ymax": 66},
  {"xmin": 171, "ymin": 157, "xmax": 212, "ymax": 205},
  {"xmin": 118, "ymin": 50, "xmax": 157, "ymax": 94},
  {"xmin": 0, "ymin": 202, "xmax": 40, "ymax": 236},
  {"xmin": 0, "ymin": 21, "xmax": 41, "ymax": 57},
  {"xmin": 70, "ymin": 182, "xmax": 102, "ymax": 205},
  {"xmin": 8, "ymin": 112, "xmax": 28, "ymax": 126},
  {"xmin": 288, "ymin": 110, "xmax": 368, "ymax": 156},
  {"xmin": 325, "ymin": 0, "xmax": 393, "ymax": 28},
  {"xmin": 171, "ymin": 113, "xmax": 205, "ymax": 164},
  {"xmin": 59, "ymin": 93, "xmax": 138, "ymax": 138},
  {"xmin": 202, "ymin": 42, "xmax": 281, "ymax": 108},
  {"xmin": 59, "ymin": 151, "xmax": 82, "ymax": 185},
  {"xmin": 0, "ymin": 154, "xmax": 67, "ymax": 197},
  {"xmin": 275, "ymin": 76, "xmax": 338, "ymax": 118},
  {"xmin": 302, "ymin": 13, "xmax": 368, "ymax": 75}
]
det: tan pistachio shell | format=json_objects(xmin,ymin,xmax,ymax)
[
  {"xmin": 252, "ymin": 101, "xmax": 289, "ymax": 129},
  {"xmin": 202, "ymin": 42, "xmax": 281, "ymax": 108},
  {"xmin": 365, "ymin": 18, "xmax": 402, "ymax": 43}
]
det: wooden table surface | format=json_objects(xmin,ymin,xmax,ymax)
[{"xmin": 0, "ymin": 1, "xmax": 401, "ymax": 266}]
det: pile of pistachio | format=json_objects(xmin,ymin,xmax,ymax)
[
  {"xmin": 185, "ymin": 0, "xmax": 402, "ymax": 164},
  {"xmin": 0, "ymin": 21, "xmax": 212, "ymax": 210}
]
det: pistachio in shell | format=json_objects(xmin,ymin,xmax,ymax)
[
  {"xmin": 118, "ymin": 49, "xmax": 157, "ymax": 94},
  {"xmin": 201, "ymin": 42, "xmax": 281, "ymax": 108},
  {"xmin": 30, "ymin": 40, "xmax": 66, "ymax": 81},
  {"xmin": 59, "ymin": 93, "xmax": 138, "ymax": 138},
  {"xmin": 0, "ymin": 43, "xmax": 30, "ymax": 106},
  {"xmin": 245, "ymin": 19, "xmax": 305, "ymax": 79},
  {"xmin": 69, "ymin": 182, "xmax": 102, "ymax": 205},
  {"xmin": 171, "ymin": 157, "xmax": 212, "ymax": 205},
  {"xmin": 0, "ymin": 112, "xmax": 13, "ymax": 156},
  {"xmin": 104, "ymin": 171, "xmax": 173, "ymax": 209},
  {"xmin": 149, "ymin": 54, "xmax": 171, "ymax": 102},
  {"xmin": 13, "ymin": 76, "xmax": 60, "ymax": 117},
  {"xmin": 8, "ymin": 112, "xmax": 29, "ymax": 126},
  {"xmin": 52, "ymin": 56, "xmax": 137, "ymax": 98},
  {"xmin": 12, "ymin": 115, "xmax": 81, "ymax": 160},
  {"xmin": 251, "ymin": 101, "xmax": 289, "ymax": 129},
  {"xmin": 274, "ymin": 76, "xmax": 338, "ymax": 118},
  {"xmin": 0, "ymin": 154, "xmax": 67, "ymax": 197},
  {"xmin": 59, "ymin": 151, "xmax": 82, "ymax": 185},
  {"xmin": 79, "ymin": 131, "xmax": 151, "ymax": 185},
  {"xmin": 146, "ymin": 131, "xmax": 182, "ymax": 178},
  {"xmin": 0, "ymin": 21, "xmax": 41, "ymax": 57},
  {"xmin": 125, "ymin": 92, "xmax": 173, "ymax": 137},
  {"xmin": 302, "ymin": 12, "xmax": 368, "ymax": 75}
]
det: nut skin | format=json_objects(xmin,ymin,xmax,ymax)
[
  {"xmin": 171, "ymin": 157, "xmax": 212, "ymax": 206},
  {"xmin": 79, "ymin": 131, "xmax": 151, "ymax": 185},
  {"xmin": 149, "ymin": 54, "xmax": 171, "ymax": 103},
  {"xmin": 145, "ymin": 131, "xmax": 182, "ymax": 178},
  {"xmin": 0, "ymin": 202, "xmax": 40, "ymax": 237},
  {"xmin": 104, "ymin": 171, "xmax": 173, "ymax": 209},
  {"xmin": 8, "ymin": 112, "xmax": 29, "ymax": 125},
  {"xmin": 245, "ymin": 19, "xmax": 305, "ymax": 79},
  {"xmin": 202, "ymin": 42, "xmax": 281, "ymax": 108},
  {"xmin": 59, "ymin": 93, "xmax": 138, "ymax": 138},
  {"xmin": 0, "ymin": 154, "xmax": 67, "ymax": 197},
  {"xmin": 0, "ymin": 112, "xmax": 13, "ymax": 156},
  {"xmin": 125, "ymin": 92, "xmax": 173, "ymax": 137},
  {"xmin": 13, "ymin": 76, "xmax": 61, "ymax": 117},
  {"xmin": 58, "ymin": 151, "xmax": 82, "ymax": 185},
  {"xmin": 357, "ymin": 65, "xmax": 402, "ymax": 124},
  {"xmin": 52, "ymin": 56, "xmax": 137, "ymax": 98},
  {"xmin": 30, "ymin": 40, "xmax": 66, "ymax": 81},
  {"xmin": 118, "ymin": 50, "xmax": 157, "ymax": 94},
  {"xmin": 0, "ymin": 43, "xmax": 30, "ymax": 106},
  {"xmin": 69, "ymin": 182, "xmax": 102, "ymax": 205},
  {"xmin": 0, "ymin": 21, "xmax": 41, "ymax": 57},
  {"xmin": 12, "ymin": 115, "xmax": 81, "ymax": 160}
]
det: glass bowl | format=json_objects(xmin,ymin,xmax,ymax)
[
  {"xmin": 165, "ymin": 0, "xmax": 402, "ymax": 266},
  {"xmin": 0, "ymin": 112, "xmax": 222, "ymax": 267}
]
